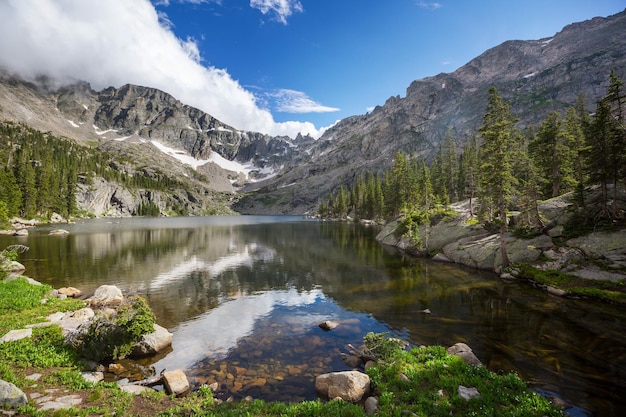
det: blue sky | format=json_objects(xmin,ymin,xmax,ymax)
[{"xmin": 0, "ymin": 1, "xmax": 624, "ymax": 138}]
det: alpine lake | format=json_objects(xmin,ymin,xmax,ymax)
[{"xmin": 2, "ymin": 216, "xmax": 624, "ymax": 416}]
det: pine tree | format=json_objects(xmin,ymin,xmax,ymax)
[
  {"xmin": 458, "ymin": 136, "xmax": 479, "ymax": 216},
  {"xmin": 478, "ymin": 87, "xmax": 519, "ymax": 268},
  {"xmin": 529, "ymin": 111, "xmax": 577, "ymax": 198}
]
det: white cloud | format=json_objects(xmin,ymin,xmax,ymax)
[
  {"xmin": 0, "ymin": 0, "xmax": 320, "ymax": 138},
  {"xmin": 270, "ymin": 89, "xmax": 340, "ymax": 114},
  {"xmin": 250, "ymin": 0, "xmax": 303, "ymax": 25},
  {"xmin": 417, "ymin": 1, "xmax": 442, "ymax": 11}
]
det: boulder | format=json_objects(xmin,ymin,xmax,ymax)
[
  {"xmin": 447, "ymin": 343, "xmax": 482, "ymax": 366},
  {"xmin": 88, "ymin": 285, "xmax": 124, "ymax": 305},
  {"xmin": 0, "ymin": 380, "xmax": 28, "ymax": 408},
  {"xmin": 13, "ymin": 228, "xmax": 28, "ymax": 236},
  {"xmin": 315, "ymin": 370, "xmax": 370, "ymax": 402},
  {"xmin": 130, "ymin": 324, "xmax": 173, "ymax": 357},
  {"xmin": 163, "ymin": 370, "xmax": 190, "ymax": 396}
]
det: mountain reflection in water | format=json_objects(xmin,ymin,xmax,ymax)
[{"xmin": 3, "ymin": 216, "xmax": 625, "ymax": 416}]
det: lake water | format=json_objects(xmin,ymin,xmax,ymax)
[{"xmin": 2, "ymin": 216, "xmax": 625, "ymax": 416}]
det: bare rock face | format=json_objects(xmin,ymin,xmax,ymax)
[{"xmin": 315, "ymin": 370, "xmax": 370, "ymax": 402}]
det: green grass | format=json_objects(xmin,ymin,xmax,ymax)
[
  {"xmin": 363, "ymin": 333, "xmax": 563, "ymax": 417},
  {"xmin": 516, "ymin": 264, "xmax": 626, "ymax": 303}
]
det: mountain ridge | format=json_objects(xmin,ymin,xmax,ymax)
[{"xmin": 1, "ymin": 9, "xmax": 625, "ymax": 216}]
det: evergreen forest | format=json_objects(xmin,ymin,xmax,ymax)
[
  {"xmin": 0, "ymin": 122, "xmax": 189, "ymax": 226},
  {"xmin": 318, "ymin": 71, "xmax": 626, "ymax": 249}
]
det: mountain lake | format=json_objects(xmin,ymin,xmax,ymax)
[{"xmin": 2, "ymin": 216, "xmax": 624, "ymax": 416}]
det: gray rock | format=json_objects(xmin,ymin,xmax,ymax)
[
  {"xmin": 0, "ymin": 328, "xmax": 32, "ymax": 344},
  {"xmin": 364, "ymin": 396, "xmax": 379, "ymax": 415},
  {"xmin": 120, "ymin": 384, "xmax": 154, "ymax": 395},
  {"xmin": 81, "ymin": 371, "xmax": 104, "ymax": 384},
  {"xmin": 447, "ymin": 343, "xmax": 482, "ymax": 366},
  {"xmin": 315, "ymin": 371, "xmax": 370, "ymax": 402},
  {"xmin": 458, "ymin": 385, "xmax": 481, "ymax": 400},
  {"xmin": 432, "ymin": 253, "xmax": 452, "ymax": 262},
  {"xmin": 38, "ymin": 394, "xmax": 82, "ymax": 411},
  {"xmin": 130, "ymin": 324, "xmax": 173, "ymax": 357},
  {"xmin": 0, "ymin": 380, "xmax": 28, "ymax": 408},
  {"xmin": 89, "ymin": 285, "xmax": 124, "ymax": 305}
]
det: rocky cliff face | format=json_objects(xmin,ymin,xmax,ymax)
[{"xmin": 234, "ymin": 9, "xmax": 626, "ymax": 215}]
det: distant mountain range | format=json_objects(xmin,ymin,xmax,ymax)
[{"xmin": 1, "ymin": 9, "xmax": 624, "ymax": 216}]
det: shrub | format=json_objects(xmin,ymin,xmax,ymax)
[{"xmin": 70, "ymin": 296, "xmax": 156, "ymax": 362}]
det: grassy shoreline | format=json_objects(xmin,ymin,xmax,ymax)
[{"xmin": 0, "ymin": 276, "xmax": 566, "ymax": 416}]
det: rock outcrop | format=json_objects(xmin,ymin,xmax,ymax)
[{"xmin": 377, "ymin": 191, "xmax": 626, "ymax": 280}]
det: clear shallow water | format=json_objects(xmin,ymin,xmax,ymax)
[{"xmin": 2, "ymin": 216, "xmax": 625, "ymax": 415}]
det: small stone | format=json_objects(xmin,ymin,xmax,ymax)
[
  {"xmin": 364, "ymin": 396, "xmax": 379, "ymax": 415},
  {"xmin": 398, "ymin": 373, "xmax": 410, "ymax": 382},
  {"xmin": 120, "ymin": 385, "xmax": 154, "ymax": 395},
  {"xmin": 58, "ymin": 287, "xmax": 82, "ymax": 298},
  {"xmin": 81, "ymin": 371, "xmax": 104, "ymax": 384},
  {"xmin": 25, "ymin": 373, "xmax": 42, "ymax": 381},
  {"xmin": 108, "ymin": 363, "xmax": 126, "ymax": 374},
  {"xmin": 458, "ymin": 385, "xmax": 480, "ymax": 400},
  {"xmin": 432, "ymin": 253, "xmax": 452, "ymax": 262},
  {"xmin": 546, "ymin": 286, "xmax": 567, "ymax": 297},
  {"xmin": 38, "ymin": 394, "xmax": 82, "ymax": 411}
]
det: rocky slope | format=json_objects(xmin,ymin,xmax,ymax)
[{"xmin": 234, "ymin": 9, "xmax": 626, "ymax": 215}]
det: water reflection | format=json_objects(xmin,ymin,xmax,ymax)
[{"xmin": 2, "ymin": 217, "xmax": 625, "ymax": 415}]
